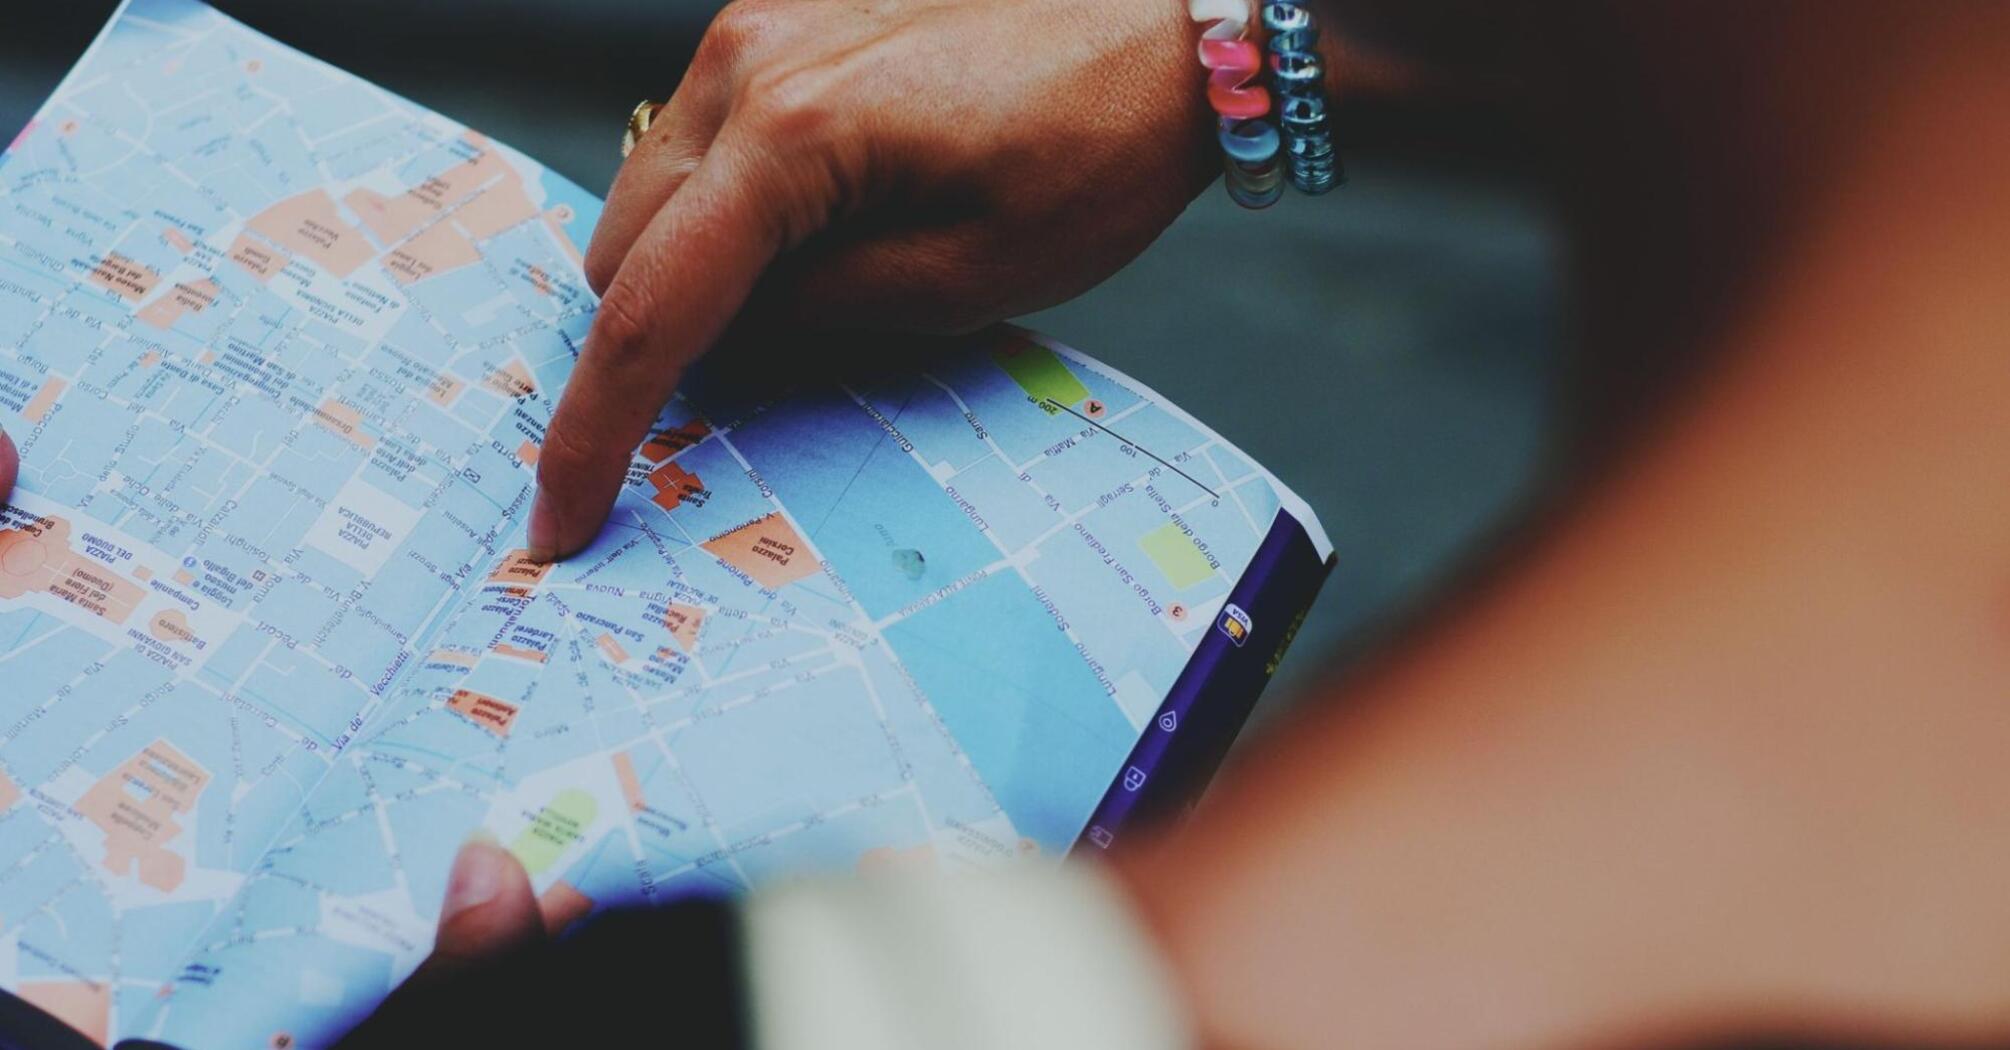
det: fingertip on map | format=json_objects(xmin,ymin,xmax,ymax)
[
  {"xmin": 525, "ymin": 491, "xmax": 559, "ymax": 565},
  {"xmin": 442, "ymin": 848, "xmax": 503, "ymax": 918}
]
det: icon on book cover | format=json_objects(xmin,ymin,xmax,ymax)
[
  {"xmin": 1218, "ymin": 603, "xmax": 1253, "ymax": 646},
  {"xmin": 1087, "ymin": 825, "xmax": 1116, "ymax": 849},
  {"xmin": 1157, "ymin": 710, "xmax": 1179, "ymax": 733}
]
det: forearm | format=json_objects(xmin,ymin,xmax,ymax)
[
  {"xmin": 1113, "ymin": 15, "xmax": 2010, "ymax": 1042},
  {"xmin": 1118, "ymin": 325, "xmax": 2010, "ymax": 1050}
]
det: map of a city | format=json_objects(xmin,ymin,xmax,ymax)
[{"xmin": 0, "ymin": 1, "xmax": 1329, "ymax": 1046}]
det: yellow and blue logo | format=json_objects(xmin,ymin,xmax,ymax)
[{"xmin": 1218, "ymin": 603, "xmax": 1252, "ymax": 646}]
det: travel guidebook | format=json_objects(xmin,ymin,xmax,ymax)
[{"xmin": 0, "ymin": 1, "xmax": 1332, "ymax": 1046}]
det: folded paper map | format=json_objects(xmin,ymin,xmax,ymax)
[{"xmin": 0, "ymin": 2, "xmax": 1332, "ymax": 1046}]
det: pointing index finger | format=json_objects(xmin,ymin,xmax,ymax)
[{"xmin": 529, "ymin": 138, "xmax": 797, "ymax": 562}]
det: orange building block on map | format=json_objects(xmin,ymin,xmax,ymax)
[
  {"xmin": 427, "ymin": 648, "xmax": 479, "ymax": 670},
  {"xmin": 137, "ymin": 278, "xmax": 220, "ymax": 330},
  {"xmin": 227, "ymin": 233, "xmax": 287, "ymax": 282},
  {"xmin": 311, "ymin": 400, "xmax": 375, "ymax": 450},
  {"xmin": 0, "ymin": 513, "xmax": 145, "ymax": 624},
  {"xmin": 537, "ymin": 880, "xmax": 594, "ymax": 936},
  {"xmin": 22, "ymin": 377, "xmax": 65, "ymax": 424},
  {"xmin": 149, "ymin": 609, "xmax": 202, "ymax": 648},
  {"xmin": 480, "ymin": 359, "xmax": 536, "ymax": 400},
  {"xmin": 383, "ymin": 221, "xmax": 480, "ymax": 285},
  {"xmin": 610, "ymin": 752, "xmax": 648, "ymax": 814},
  {"xmin": 17, "ymin": 982, "xmax": 108, "ymax": 1046},
  {"xmin": 448, "ymin": 689, "xmax": 519, "ymax": 737},
  {"xmin": 246, "ymin": 189, "xmax": 373, "ymax": 278},
  {"xmin": 342, "ymin": 132, "xmax": 512, "ymax": 245},
  {"xmin": 426, "ymin": 372, "xmax": 465, "ymax": 407},
  {"xmin": 596, "ymin": 634, "xmax": 630, "ymax": 664},
  {"xmin": 77, "ymin": 741, "xmax": 210, "ymax": 892},
  {"xmin": 647, "ymin": 461, "xmax": 705, "ymax": 514},
  {"xmin": 662, "ymin": 602, "xmax": 704, "ymax": 652},
  {"xmin": 491, "ymin": 642, "xmax": 549, "ymax": 664},
  {"xmin": 641, "ymin": 419, "xmax": 710, "ymax": 462},
  {"xmin": 702, "ymin": 513, "xmax": 819, "ymax": 590},
  {"xmin": 455, "ymin": 177, "xmax": 539, "ymax": 241},
  {"xmin": 84, "ymin": 252, "xmax": 159, "ymax": 302},
  {"xmin": 488, "ymin": 549, "xmax": 552, "ymax": 596}
]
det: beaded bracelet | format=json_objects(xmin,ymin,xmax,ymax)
[
  {"xmin": 1189, "ymin": 0, "xmax": 1283, "ymax": 209},
  {"xmin": 1262, "ymin": 1, "xmax": 1340, "ymax": 194}
]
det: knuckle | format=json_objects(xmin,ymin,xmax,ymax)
[
  {"xmin": 736, "ymin": 65, "xmax": 841, "ymax": 143},
  {"xmin": 699, "ymin": 0, "xmax": 779, "ymax": 68},
  {"xmin": 534, "ymin": 422, "xmax": 601, "ymax": 492},
  {"xmin": 582, "ymin": 245, "xmax": 620, "ymax": 295},
  {"xmin": 589, "ymin": 283, "xmax": 655, "ymax": 359},
  {"xmin": 586, "ymin": 155, "xmax": 701, "ymax": 292}
]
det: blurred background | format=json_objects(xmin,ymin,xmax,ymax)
[{"xmin": 0, "ymin": 0, "xmax": 1565, "ymax": 724}]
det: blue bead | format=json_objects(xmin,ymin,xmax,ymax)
[
  {"xmin": 1270, "ymin": 51, "xmax": 1323, "ymax": 90},
  {"xmin": 1223, "ymin": 148, "xmax": 1284, "ymax": 208},
  {"xmin": 1253, "ymin": 0, "xmax": 1346, "ymax": 197},
  {"xmin": 1288, "ymin": 135, "xmax": 1334, "ymax": 162},
  {"xmin": 1218, "ymin": 118, "xmax": 1281, "ymax": 165},
  {"xmin": 1267, "ymin": 27, "xmax": 1320, "ymax": 57},
  {"xmin": 1278, "ymin": 94, "xmax": 1327, "ymax": 129},
  {"xmin": 1260, "ymin": 2, "xmax": 1313, "ymax": 34}
]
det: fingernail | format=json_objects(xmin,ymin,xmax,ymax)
[
  {"xmin": 526, "ymin": 491, "xmax": 557, "ymax": 564},
  {"xmin": 443, "ymin": 832, "xmax": 506, "ymax": 918}
]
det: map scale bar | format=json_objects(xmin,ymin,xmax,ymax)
[{"xmin": 1043, "ymin": 398, "xmax": 1222, "ymax": 499}]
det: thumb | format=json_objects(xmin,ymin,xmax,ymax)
[
  {"xmin": 0, "ymin": 425, "xmax": 17, "ymax": 505},
  {"xmin": 338, "ymin": 835, "xmax": 546, "ymax": 1045},
  {"xmin": 427, "ymin": 833, "xmax": 543, "ymax": 971}
]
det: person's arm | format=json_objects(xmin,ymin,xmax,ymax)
[
  {"xmin": 1112, "ymin": 5, "xmax": 2010, "ymax": 1049},
  {"xmin": 520, "ymin": 0, "xmax": 1430, "ymax": 562},
  {"xmin": 520, "ymin": 0, "xmax": 1938, "ymax": 561},
  {"xmin": 521, "ymin": 0, "xmax": 1201, "ymax": 561}
]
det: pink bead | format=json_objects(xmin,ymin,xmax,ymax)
[
  {"xmin": 1198, "ymin": 33, "xmax": 1269, "ymax": 120},
  {"xmin": 1208, "ymin": 71, "xmax": 1271, "ymax": 119},
  {"xmin": 1198, "ymin": 37, "xmax": 1260, "ymax": 71}
]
